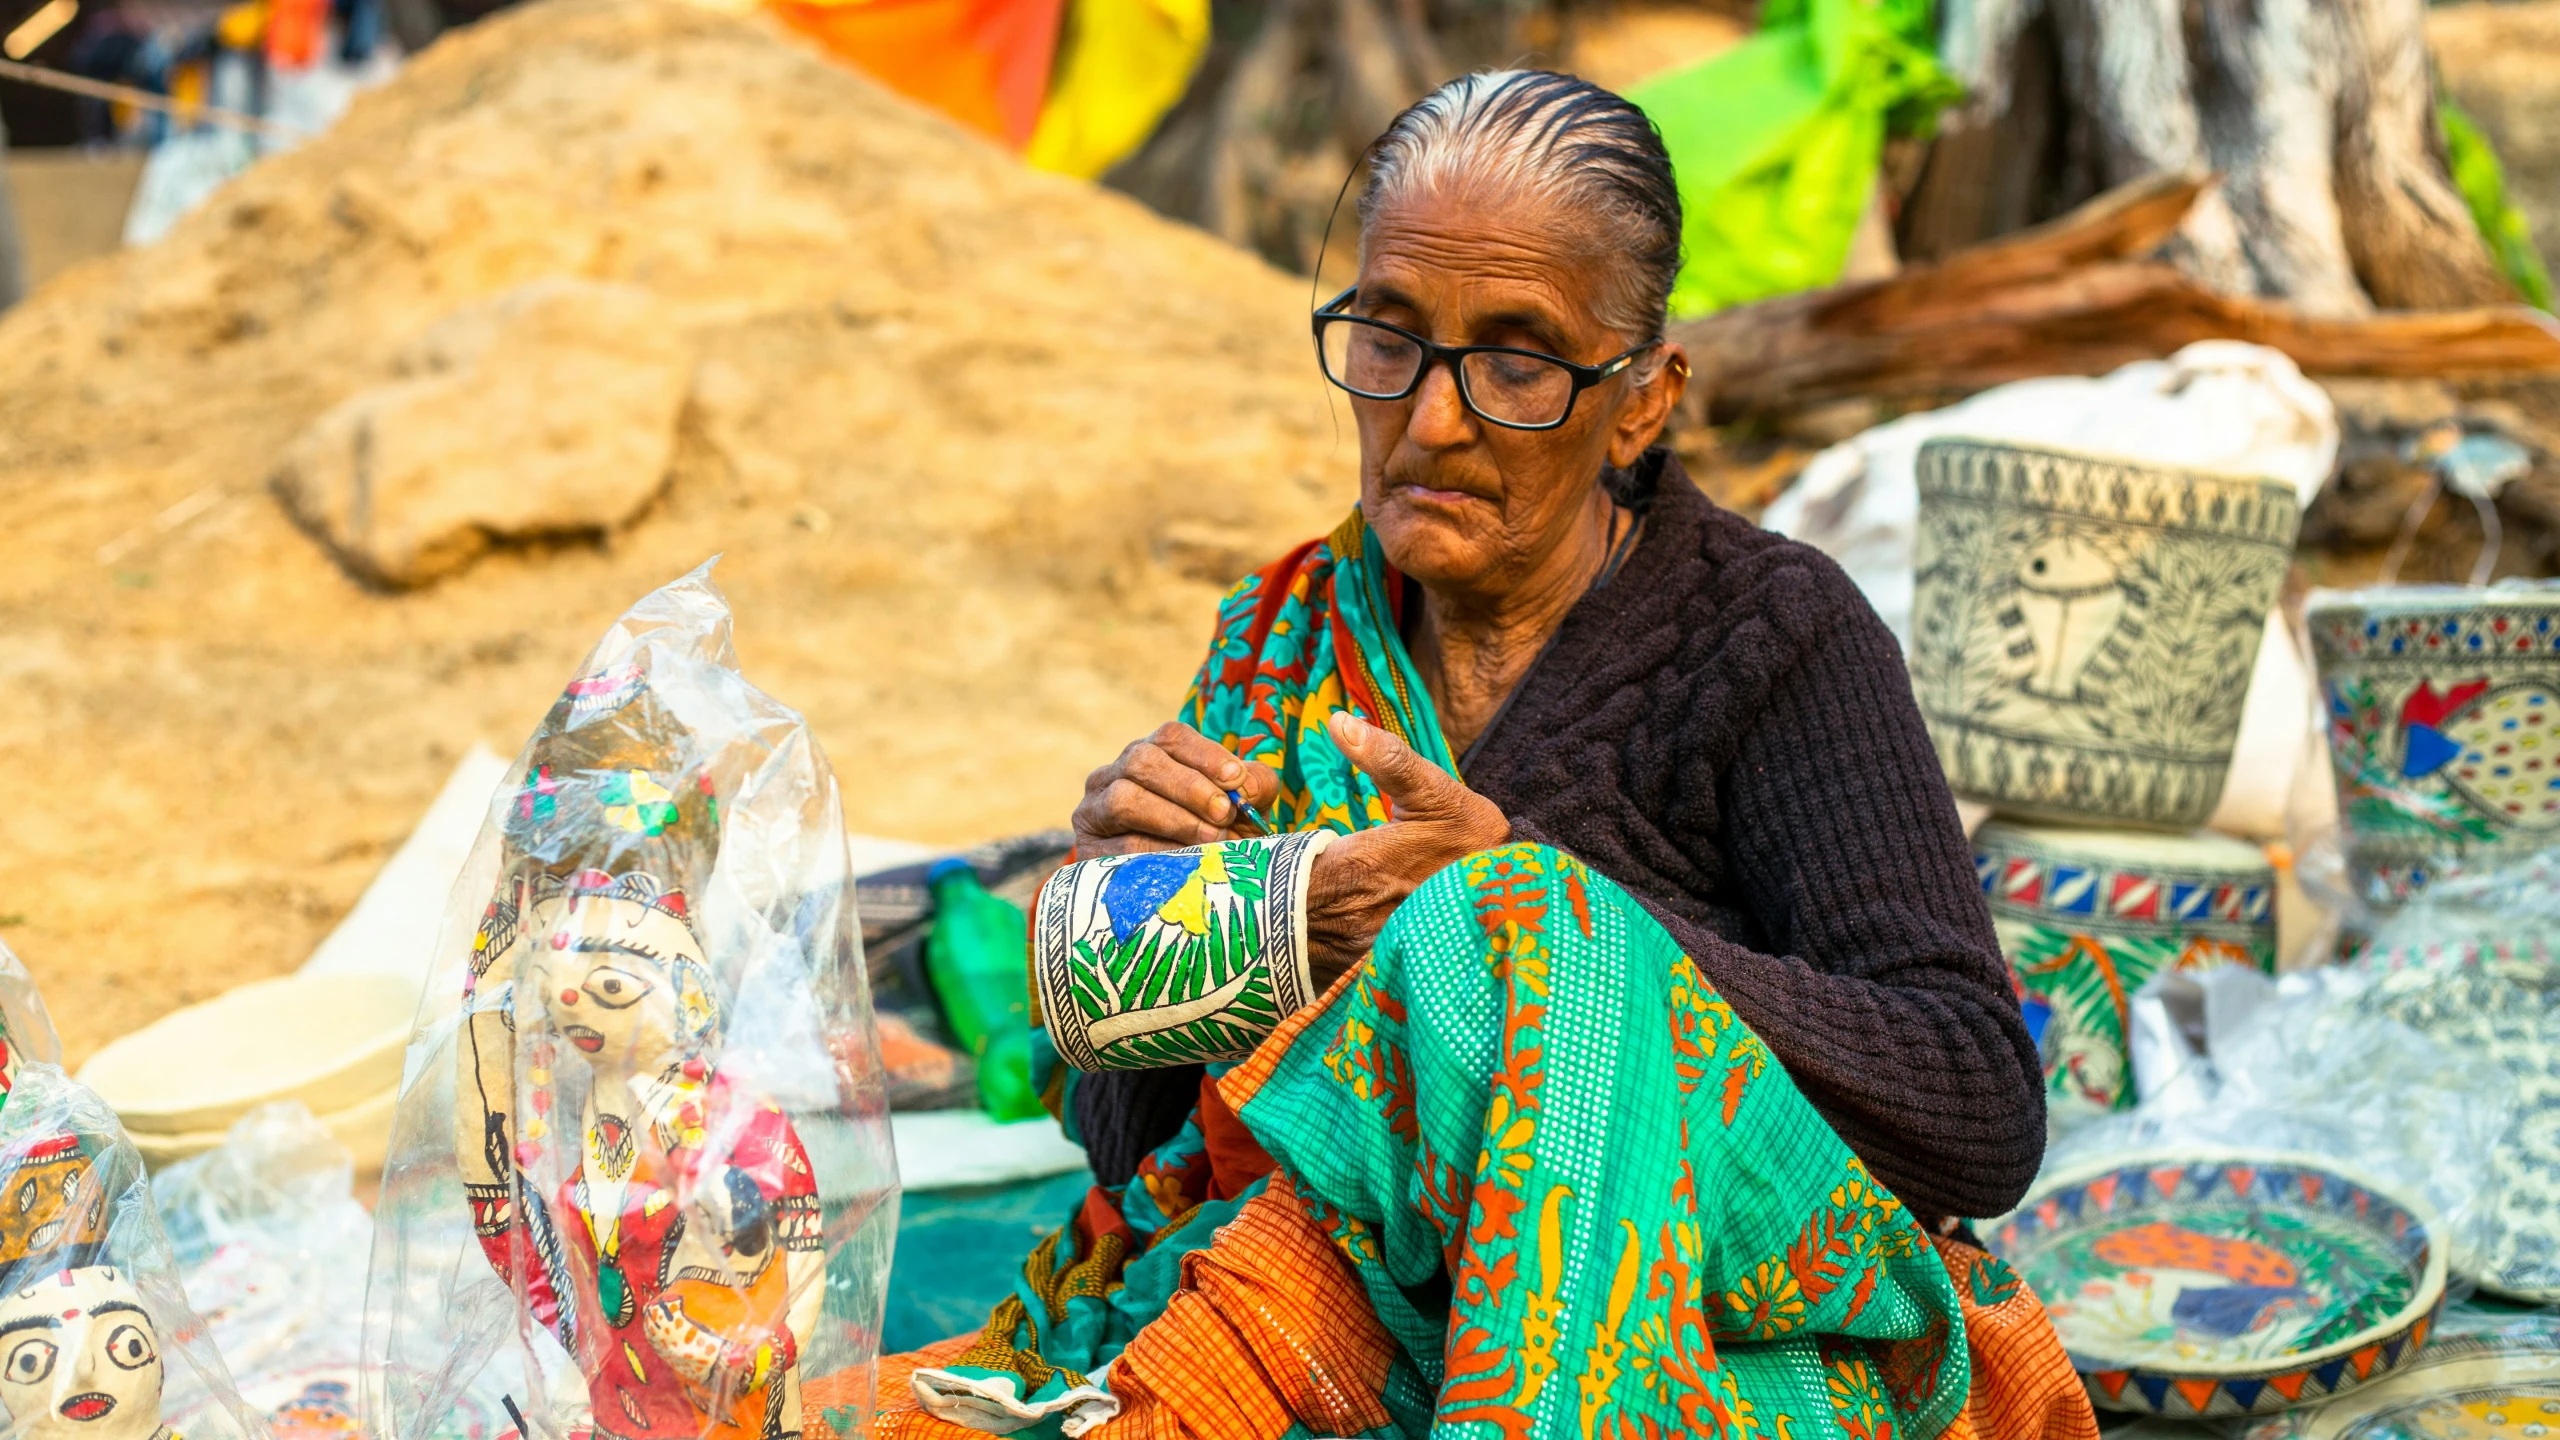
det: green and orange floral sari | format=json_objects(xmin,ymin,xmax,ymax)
[{"xmin": 873, "ymin": 511, "xmax": 2094, "ymax": 1440}]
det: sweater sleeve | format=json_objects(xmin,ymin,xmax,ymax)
[{"xmin": 1640, "ymin": 594, "xmax": 2045, "ymax": 1224}]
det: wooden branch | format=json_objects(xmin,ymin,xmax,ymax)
[{"xmin": 1674, "ymin": 174, "xmax": 2560, "ymax": 423}]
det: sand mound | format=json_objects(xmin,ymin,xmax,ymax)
[{"xmin": 0, "ymin": 0, "xmax": 1355, "ymax": 1061}]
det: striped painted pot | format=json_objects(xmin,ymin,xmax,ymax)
[
  {"xmin": 1974, "ymin": 822, "xmax": 2276, "ymax": 1123},
  {"xmin": 2306, "ymin": 583, "xmax": 2560, "ymax": 918}
]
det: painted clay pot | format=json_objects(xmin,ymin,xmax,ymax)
[
  {"xmin": 1974, "ymin": 821, "xmax": 2276, "ymax": 1123},
  {"xmin": 1988, "ymin": 1150, "xmax": 2449, "ymax": 1419},
  {"xmin": 1912, "ymin": 439, "xmax": 2301, "ymax": 829},
  {"xmin": 2305, "ymin": 583, "xmax": 2560, "ymax": 912},
  {"xmin": 1033, "ymin": 829, "xmax": 1335, "ymax": 1071}
]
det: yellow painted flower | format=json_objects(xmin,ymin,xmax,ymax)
[
  {"xmin": 1725, "ymin": 1257, "xmax": 1808, "ymax": 1339},
  {"xmin": 1139, "ymin": 1169, "xmax": 1194, "ymax": 1220}
]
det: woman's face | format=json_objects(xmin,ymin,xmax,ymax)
[{"xmin": 1348, "ymin": 188, "xmax": 1685, "ymax": 598}]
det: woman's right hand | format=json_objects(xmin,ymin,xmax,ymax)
[{"xmin": 1072, "ymin": 722, "xmax": 1281, "ymax": 856}]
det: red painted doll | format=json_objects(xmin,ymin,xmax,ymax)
[{"xmin": 456, "ymin": 868, "xmax": 822, "ymax": 1440}]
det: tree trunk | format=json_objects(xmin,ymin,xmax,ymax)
[
  {"xmin": 2331, "ymin": 0, "xmax": 2516, "ymax": 308},
  {"xmin": 1916, "ymin": 0, "xmax": 2515, "ymax": 314}
]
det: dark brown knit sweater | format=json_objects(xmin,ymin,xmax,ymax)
[{"xmin": 1076, "ymin": 452, "xmax": 2046, "ymax": 1224}]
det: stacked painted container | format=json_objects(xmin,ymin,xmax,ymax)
[
  {"xmin": 2302, "ymin": 581, "xmax": 2560, "ymax": 1312},
  {"xmin": 1908, "ymin": 436, "xmax": 2295, "ymax": 1134}
]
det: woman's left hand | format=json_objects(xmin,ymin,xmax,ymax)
[{"xmin": 1306, "ymin": 712, "xmax": 1512, "ymax": 989}]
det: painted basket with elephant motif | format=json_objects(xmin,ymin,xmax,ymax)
[
  {"xmin": 1988, "ymin": 1150, "xmax": 2449, "ymax": 1419},
  {"xmin": 2305, "ymin": 583, "xmax": 2560, "ymax": 915},
  {"xmin": 1912, "ymin": 439, "xmax": 2301, "ymax": 830}
]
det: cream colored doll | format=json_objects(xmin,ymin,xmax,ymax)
[
  {"xmin": 0, "ymin": 1267, "xmax": 174, "ymax": 1440},
  {"xmin": 457, "ymin": 868, "xmax": 823, "ymax": 1440}
]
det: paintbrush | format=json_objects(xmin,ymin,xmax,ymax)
[{"xmin": 1226, "ymin": 788, "xmax": 1277, "ymax": 836}]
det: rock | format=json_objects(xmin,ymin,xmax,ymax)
[
  {"xmin": 0, "ymin": 0, "xmax": 1349, "ymax": 1059},
  {"xmin": 2431, "ymin": 1, "xmax": 2560, "ymax": 283},
  {"xmin": 270, "ymin": 279, "xmax": 691, "ymax": 588}
]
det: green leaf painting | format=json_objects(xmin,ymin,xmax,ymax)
[{"xmin": 1068, "ymin": 895, "xmax": 1276, "ymax": 1066}]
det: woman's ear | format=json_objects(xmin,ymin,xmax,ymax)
[{"xmin": 1607, "ymin": 341, "xmax": 1689, "ymax": 468}]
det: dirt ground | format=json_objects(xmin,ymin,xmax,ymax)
[{"xmin": 0, "ymin": 0, "xmax": 1356, "ymax": 1063}]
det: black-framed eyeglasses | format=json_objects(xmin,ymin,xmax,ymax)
[{"xmin": 1310, "ymin": 287, "xmax": 1654, "ymax": 431}]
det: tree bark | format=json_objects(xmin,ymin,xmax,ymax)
[
  {"xmin": 1916, "ymin": 0, "xmax": 2512, "ymax": 315},
  {"xmin": 2331, "ymin": 0, "xmax": 2519, "ymax": 309}
]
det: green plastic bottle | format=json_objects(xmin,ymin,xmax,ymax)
[{"xmin": 923, "ymin": 858, "xmax": 1044, "ymax": 1121}]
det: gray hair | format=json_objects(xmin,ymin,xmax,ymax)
[{"xmin": 1356, "ymin": 70, "xmax": 1685, "ymax": 351}]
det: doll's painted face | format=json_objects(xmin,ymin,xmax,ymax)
[
  {"xmin": 530, "ymin": 891, "xmax": 711, "ymax": 1074},
  {"xmin": 0, "ymin": 1268, "xmax": 167, "ymax": 1440}
]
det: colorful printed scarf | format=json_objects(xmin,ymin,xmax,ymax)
[{"xmin": 875, "ymin": 511, "xmax": 2095, "ymax": 1440}]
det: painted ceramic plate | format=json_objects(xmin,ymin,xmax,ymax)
[
  {"xmin": 1988, "ymin": 1150, "xmax": 2449, "ymax": 1418},
  {"xmin": 2247, "ymin": 1321, "xmax": 2560, "ymax": 1440}
]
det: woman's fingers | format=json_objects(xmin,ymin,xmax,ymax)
[
  {"xmin": 1300, "ymin": 711, "xmax": 1514, "ymax": 982},
  {"xmin": 1326, "ymin": 712, "xmax": 1506, "ymax": 845},
  {"xmin": 1120, "ymin": 734, "xmax": 1239, "ymax": 829},
  {"xmin": 1072, "ymin": 722, "xmax": 1274, "ymax": 851},
  {"xmin": 1073, "ymin": 776, "xmax": 1223, "ymax": 851},
  {"xmin": 1148, "ymin": 724, "xmax": 1281, "ymax": 814}
]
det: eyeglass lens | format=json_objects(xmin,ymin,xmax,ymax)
[{"xmin": 1319, "ymin": 319, "xmax": 1577, "ymax": 427}]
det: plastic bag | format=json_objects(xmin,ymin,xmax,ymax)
[
  {"xmin": 0, "ymin": 937, "xmax": 63, "ymax": 1105},
  {"xmin": 2337, "ymin": 853, "xmax": 2560, "ymax": 1304},
  {"xmin": 0, "ymin": 1062, "xmax": 266, "ymax": 1440},
  {"xmin": 157, "ymin": 1103, "xmax": 492, "ymax": 1440},
  {"xmin": 360, "ymin": 562, "xmax": 900, "ymax": 1440}
]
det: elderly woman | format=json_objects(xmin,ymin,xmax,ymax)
[{"xmin": 883, "ymin": 71, "xmax": 2086, "ymax": 1440}]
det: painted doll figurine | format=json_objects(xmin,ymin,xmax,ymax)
[
  {"xmin": 0, "ymin": 1134, "xmax": 106, "ymax": 1272},
  {"xmin": 0, "ymin": 1267, "xmax": 176, "ymax": 1440},
  {"xmin": 456, "ymin": 868, "xmax": 822, "ymax": 1440}
]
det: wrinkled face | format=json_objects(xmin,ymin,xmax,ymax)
[
  {"xmin": 0, "ymin": 1268, "xmax": 165, "ymax": 1440},
  {"xmin": 528, "ymin": 893, "xmax": 708, "ymax": 1076},
  {"xmin": 1348, "ymin": 187, "xmax": 1680, "ymax": 600}
]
